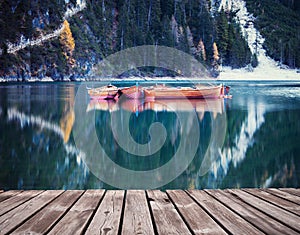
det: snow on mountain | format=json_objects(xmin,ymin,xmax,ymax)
[
  {"xmin": 210, "ymin": 98, "xmax": 266, "ymax": 180},
  {"xmin": 218, "ymin": 0, "xmax": 300, "ymax": 80}
]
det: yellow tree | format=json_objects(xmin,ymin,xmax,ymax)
[
  {"xmin": 197, "ymin": 39, "xmax": 207, "ymax": 61},
  {"xmin": 60, "ymin": 20, "xmax": 75, "ymax": 70},
  {"xmin": 212, "ymin": 42, "xmax": 220, "ymax": 77},
  {"xmin": 213, "ymin": 42, "xmax": 220, "ymax": 63}
]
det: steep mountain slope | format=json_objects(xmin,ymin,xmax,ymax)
[
  {"xmin": 245, "ymin": 0, "xmax": 300, "ymax": 68},
  {"xmin": 0, "ymin": 0, "xmax": 299, "ymax": 80}
]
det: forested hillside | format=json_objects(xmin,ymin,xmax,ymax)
[
  {"xmin": 0, "ymin": 0, "xmax": 299, "ymax": 80},
  {"xmin": 245, "ymin": 0, "xmax": 300, "ymax": 68}
]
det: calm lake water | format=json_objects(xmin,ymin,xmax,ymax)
[{"xmin": 0, "ymin": 81, "xmax": 300, "ymax": 190}]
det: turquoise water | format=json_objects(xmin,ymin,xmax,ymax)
[{"xmin": 0, "ymin": 81, "xmax": 299, "ymax": 190}]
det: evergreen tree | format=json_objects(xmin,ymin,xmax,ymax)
[
  {"xmin": 160, "ymin": 0, "xmax": 174, "ymax": 18},
  {"xmin": 215, "ymin": 8, "xmax": 229, "ymax": 63},
  {"xmin": 117, "ymin": 0, "xmax": 136, "ymax": 50},
  {"xmin": 148, "ymin": 0, "xmax": 162, "ymax": 44},
  {"xmin": 161, "ymin": 15, "xmax": 174, "ymax": 47},
  {"xmin": 186, "ymin": 1, "xmax": 213, "ymax": 66},
  {"xmin": 251, "ymin": 53, "xmax": 258, "ymax": 68},
  {"xmin": 134, "ymin": 0, "xmax": 148, "ymax": 45}
]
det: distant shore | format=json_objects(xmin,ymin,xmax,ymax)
[{"xmin": 1, "ymin": 68, "xmax": 300, "ymax": 83}]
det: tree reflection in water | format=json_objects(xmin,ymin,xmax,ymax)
[{"xmin": 0, "ymin": 83, "xmax": 299, "ymax": 190}]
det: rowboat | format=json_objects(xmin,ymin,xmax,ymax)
[
  {"xmin": 144, "ymin": 84, "xmax": 222, "ymax": 100},
  {"xmin": 119, "ymin": 85, "xmax": 144, "ymax": 99},
  {"xmin": 87, "ymin": 85, "xmax": 119, "ymax": 100}
]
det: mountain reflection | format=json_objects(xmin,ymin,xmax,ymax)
[{"xmin": 0, "ymin": 83, "xmax": 299, "ymax": 190}]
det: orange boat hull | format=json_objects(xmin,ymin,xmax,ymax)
[
  {"xmin": 120, "ymin": 85, "xmax": 143, "ymax": 99},
  {"xmin": 144, "ymin": 85, "xmax": 222, "ymax": 100},
  {"xmin": 88, "ymin": 85, "xmax": 119, "ymax": 100}
]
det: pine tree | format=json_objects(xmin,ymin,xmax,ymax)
[
  {"xmin": 215, "ymin": 8, "xmax": 229, "ymax": 62},
  {"xmin": 117, "ymin": 0, "xmax": 136, "ymax": 50},
  {"xmin": 134, "ymin": 0, "xmax": 148, "ymax": 45},
  {"xmin": 148, "ymin": 0, "xmax": 162, "ymax": 44},
  {"xmin": 161, "ymin": 15, "xmax": 173, "ymax": 47},
  {"xmin": 251, "ymin": 53, "xmax": 258, "ymax": 68},
  {"xmin": 160, "ymin": 0, "xmax": 174, "ymax": 18}
]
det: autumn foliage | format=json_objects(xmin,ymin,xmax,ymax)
[{"xmin": 60, "ymin": 20, "xmax": 75, "ymax": 68}]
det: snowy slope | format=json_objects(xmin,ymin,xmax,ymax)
[{"xmin": 217, "ymin": 0, "xmax": 300, "ymax": 80}]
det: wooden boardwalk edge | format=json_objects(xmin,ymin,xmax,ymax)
[{"xmin": 0, "ymin": 189, "xmax": 299, "ymax": 234}]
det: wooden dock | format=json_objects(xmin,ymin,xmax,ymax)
[{"xmin": 0, "ymin": 189, "xmax": 299, "ymax": 234}]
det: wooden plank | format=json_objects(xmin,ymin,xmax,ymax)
[
  {"xmin": 0, "ymin": 190, "xmax": 43, "ymax": 216},
  {"xmin": 85, "ymin": 190, "xmax": 124, "ymax": 235},
  {"xmin": 206, "ymin": 189, "xmax": 298, "ymax": 235},
  {"xmin": 280, "ymin": 188, "xmax": 300, "ymax": 197},
  {"xmin": 244, "ymin": 189, "xmax": 300, "ymax": 216},
  {"xmin": 188, "ymin": 190, "xmax": 263, "ymax": 235},
  {"xmin": 47, "ymin": 190, "xmax": 105, "ymax": 235},
  {"xmin": 266, "ymin": 189, "xmax": 300, "ymax": 205},
  {"xmin": 122, "ymin": 190, "xmax": 154, "ymax": 235},
  {"xmin": 11, "ymin": 190, "xmax": 83, "ymax": 235},
  {"xmin": 0, "ymin": 190, "xmax": 63, "ymax": 234},
  {"xmin": 147, "ymin": 190, "xmax": 191, "ymax": 235},
  {"xmin": 0, "ymin": 190, "xmax": 23, "ymax": 203},
  {"xmin": 226, "ymin": 189, "xmax": 300, "ymax": 232},
  {"xmin": 167, "ymin": 190, "xmax": 227, "ymax": 235}
]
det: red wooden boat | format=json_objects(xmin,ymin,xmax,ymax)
[
  {"xmin": 120, "ymin": 85, "xmax": 143, "ymax": 99},
  {"xmin": 87, "ymin": 85, "xmax": 119, "ymax": 100},
  {"xmin": 144, "ymin": 84, "xmax": 222, "ymax": 100}
]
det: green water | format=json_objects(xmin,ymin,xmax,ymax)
[{"xmin": 0, "ymin": 81, "xmax": 299, "ymax": 190}]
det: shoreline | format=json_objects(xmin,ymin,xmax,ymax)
[{"xmin": 1, "ymin": 70, "xmax": 300, "ymax": 84}]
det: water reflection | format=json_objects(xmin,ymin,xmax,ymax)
[
  {"xmin": 87, "ymin": 98, "xmax": 224, "ymax": 118},
  {"xmin": 77, "ymin": 95, "xmax": 222, "ymax": 189},
  {"xmin": 0, "ymin": 83, "xmax": 299, "ymax": 190}
]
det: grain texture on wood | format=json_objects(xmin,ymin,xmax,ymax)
[
  {"xmin": 147, "ymin": 190, "xmax": 191, "ymax": 235},
  {"xmin": 85, "ymin": 190, "xmax": 124, "ymax": 235},
  {"xmin": 0, "ymin": 190, "xmax": 43, "ymax": 216},
  {"xmin": 206, "ymin": 189, "xmax": 298, "ymax": 235},
  {"xmin": 0, "ymin": 190, "xmax": 63, "ymax": 234},
  {"xmin": 280, "ymin": 188, "xmax": 300, "ymax": 197},
  {"xmin": 188, "ymin": 190, "xmax": 263, "ymax": 235},
  {"xmin": 167, "ymin": 190, "xmax": 227, "ymax": 235},
  {"xmin": 11, "ymin": 190, "xmax": 83, "ymax": 235},
  {"xmin": 226, "ymin": 189, "xmax": 300, "ymax": 232},
  {"xmin": 122, "ymin": 190, "xmax": 154, "ymax": 235},
  {"xmin": 0, "ymin": 190, "xmax": 23, "ymax": 203},
  {"xmin": 47, "ymin": 190, "xmax": 105, "ymax": 235},
  {"xmin": 0, "ymin": 189, "xmax": 299, "ymax": 235},
  {"xmin": 244, "ymin": 189, "xmax": 300, "ymax": 216},
  {"xmin": 265, "ymin": 189, "xmax": 300, "ymax": 205}
]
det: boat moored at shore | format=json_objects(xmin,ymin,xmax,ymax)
[
  {"xmin": 119, "ymin": 85, "xmax": 144, "ymax": 99},
  {"xmin": 144, "ymin": 84, "xmax": 224, "ymax": 100},
  {"xmin": 87, "ymin": 85, "xmax": 119, "ymax": 100}
]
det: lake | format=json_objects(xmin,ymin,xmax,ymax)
[{"xmin": 0, "ymin": 80, "xmax": 300, "ymax": 190}]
